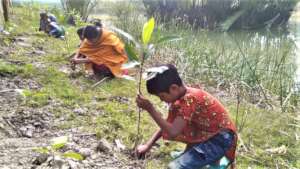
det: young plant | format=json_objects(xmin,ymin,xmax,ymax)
[
  {"xmin": 34, "ymin": 136, "xmax": 84, "ymax": 162},
  {"xmin": 111, "ymin": 17, "xmax": 181, "ymax": 149}
]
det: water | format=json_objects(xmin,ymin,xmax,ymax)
[{"xmin": 289, "ymin": 2, "xmax": 300, "ymax": 90}]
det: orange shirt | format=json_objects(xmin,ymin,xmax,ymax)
[
  {"xmin": 162, "ymin": 87, "xmax": 237, "ymax": 161},
  {"xmin": 79, "ymin": 29, "xmax": 128, "ymax": 77}
]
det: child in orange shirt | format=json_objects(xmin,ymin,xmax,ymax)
[{"xmin": 136, "ymin": 64, "xmax": 237, "ymax": 169}]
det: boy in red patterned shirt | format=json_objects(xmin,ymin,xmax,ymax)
[{"xmin": 136, "ymin": 64, "xmax": 237, "ymax": 169}]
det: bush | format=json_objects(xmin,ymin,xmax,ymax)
[
  {"xmin": 143, "ymin": 0, "xmax": 299, "ymax": 30},
  {"xmin": 60, "ymin": 0, "xmax": 98, "ymax": 22}
]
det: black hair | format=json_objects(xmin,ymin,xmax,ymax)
[
  {"xmin": 77, "ymin": 27, "xmax": 85, "ymax": 40},
  {"xmin": 83, "ymin": 25, "xmax": 101, "ymax": 41},
  {"xmin": 146, "ymin": 64, "xmax": 183, "ymax": 95},
  {"xmin": 40, "ymin": 11, "xmax": 47, "ymax": 18}
]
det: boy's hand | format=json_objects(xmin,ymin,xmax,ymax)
[
  {"xmin": 135, "ymin": 144, "xmax": 150, "ymax": 158},
  {"xmin": 136, "ymin": 94, "xmax": 154, "ymax": 112},
  {"xmin": 70, "ymin": 58, "xmax": 78, "ymax": 64}
]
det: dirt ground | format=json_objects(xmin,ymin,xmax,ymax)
[{"xmin": 0, "ymin": 35, "xmax": 144, "ymax": 169}]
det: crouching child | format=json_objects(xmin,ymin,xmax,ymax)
[{"xmin": 136, "ymin": 64, "xmax": 237, "ymax": 169}]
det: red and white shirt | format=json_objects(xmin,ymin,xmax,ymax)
[{"xmin": 162, "ymin": 87, "xmax": 237, "ymax": 162}]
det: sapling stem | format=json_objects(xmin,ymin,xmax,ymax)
[{"xmin": 134, "ymin": 52, "xmax": 146, "ymax": 151}]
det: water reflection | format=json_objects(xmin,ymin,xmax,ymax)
[{"xmin": 289, "ymin": 2, "xmax": 300, "ymax": 91}]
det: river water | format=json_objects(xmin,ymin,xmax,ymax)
[{"xmin": 289, "ymin": 2, "xmax": 300, "ymax": 90}]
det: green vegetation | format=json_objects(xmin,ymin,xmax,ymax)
[
  {"xmin": 143, "ymin": 0, "xmax": 299, "ymax": 30},
  {"xmin": 60, "ymin": 0, "xmax": 98, "ymax": 21},
  {"xmin": 0, "ymin": 2, "xmax": 299, "ymax": 168},
  {"xmin": 0, "ymin": 60, "xmax": 37, "ymax": 78},
  {"xmin": 106, "ymin": 1, "xmax": 298, "ymax": 108},
  {"xmin": 35, "ymin": 136, "xmax": 84, "ymax": 161}
]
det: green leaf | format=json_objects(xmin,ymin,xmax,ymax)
[
  {"xmin": 142, "ymin": 17, "xmax": 155, "ymax": 45},
  {"xmin": 157, "ymin": 35, "xmax": 182, "ymax": 44},
  {"xmin": 51, "ymin": 136, "xmax": 68, "ymax": 150},
  {"xmin": 125, "ymin": 43, "xmax": 139, "ymax": 61},
  {"xmin": 33, "ymin": 147, "xmax": 49, "ymax": 154},
  {"xmin": 63, "ymin": 152, "xmax": 84, "ymax": 161}
]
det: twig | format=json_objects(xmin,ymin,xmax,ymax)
[
  {"xmin": 235, "ymin": 83, "xmax": 241, "ymax": 130},
  {"xmin": 239, "ymin": 154, "xmax": 263, "ymax": 164},
  {"xmin": 238, "ymin": 134, "xmax": 249, "ymax": 152},
  {"xmin": 238, "ymin": 110, "xmax": 248, "ymax": 133},
  {"xmin": 6, "ymin": 59, "xmax": 26, "ymax": 65},
  {"xmin": 0, "ymin": 89, "xmax": 14, "ymax": 93},
  {"xmin": 91, "ymin": 77, "xmax": 109, "ymax": 88},
  {"xmin": 73, "ymin": 133, "xmax": 96, "ymax": 137},
  {"xmin": 282, "ymin": 90, "xmax": 293, "ymax": 111}
]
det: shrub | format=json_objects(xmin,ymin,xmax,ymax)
[{"xmin": 143, "ymin": 0, "xmax": 299, "ymax": 30}]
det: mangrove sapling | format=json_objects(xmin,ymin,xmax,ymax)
[
  {"xmin": 110, "ymin": 17, "xmax": 181, "ymax": 155},
  {"xmin": 34, "ymin": 136, "xmax": 84, "ymax": 164}
]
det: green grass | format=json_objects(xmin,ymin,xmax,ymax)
[
  {"xmin": 227, "ymin": 103, "xmax": 299, "ymax": 168},
  {"xmin": 1, "ymin": 5, "xmax": 299, "ymax": 169},
  {"xmin": 0, "ymin": 60, "xmax": 37, "ymax": 78},
  {"xmin": 24, "ymin": 90, "xmax": 50, "ymax": 107}
]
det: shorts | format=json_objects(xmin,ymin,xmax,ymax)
[{"xmin": 168, "ymin": 130, "xmax": 234, "ymax": 169}]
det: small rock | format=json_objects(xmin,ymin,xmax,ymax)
[
  {"xmin": 114, "ymin": 139, "xmax": 126, "ymax": 151},
  {"xmin": 73, "ymin": 108, "xmax": 86, "ymax": 116},
  {"xmin": 14, "ymin": 37, "xmax": 27, "ymax": 42},
  {"xmin": 96, "ymin": 139, "xmax": 112, "ymax": 153},
  {"xmin": 68, "ymin": 160, "xmax": 79, "ymax": 169},
  {"xmin": 1, "ymin": 30, "xmax": 10, "ymax": 35},
  {"xmin": 78, "ymin": 148, "xmax": 92, "ymax": 158},
  {"xmin": 65, "ymin": 142, "xmax": 77, "ymax": 151},
  {"xmin": 52, "ymin": 156, "xmax": 64, "ymax": 169},
  {"xmin": 33, "ymin": 122, "xmax": 42, "ymax": 127},
  {"xmin": 20, "ymin": 126, "xmax": 33, "ymax": 138},
  {"xmin": 32, "ymin": 153, "xmax": 49, "ymax": 165},
  {"xmin": 90, "ymin": 154, "xmax": 98, "ymax": 160},
  {"xmin": 16, "ymin": 42, "xmax": 31, "ymax": 48},
  {"xmin": 31, "ymin": 50, "xmax": 46, "ymax": 55},
  {"xmin": 25, "ymin": 129, "xmax": 33, "ymax": 138}
]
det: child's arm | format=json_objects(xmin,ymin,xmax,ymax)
[
  {"xmin": 136, "ymin": 95, "xmax": 186, "ymax": 139},
  {"xmin": 71, "ymin": 51, "xmax": 90, "ymax": 64},
  {"xmin": 136, "ymin": 129, "xmax": 162, "ymax": 156},
  {"xmin": 72, "ymin": 58, "xmax": 90, "ymax": 64}
]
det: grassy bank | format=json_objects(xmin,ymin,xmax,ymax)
[{"xmin": 0, "ymin": 4, "xmax": 299, "ymax": 168}]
